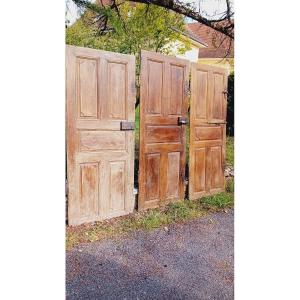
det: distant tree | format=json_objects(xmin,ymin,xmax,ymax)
[{"xmin": 66, "ymin": 2, "xmax": 190, "ymax": 55}]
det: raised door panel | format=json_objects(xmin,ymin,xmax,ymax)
[
  {"xmin": 107, "ymin": 62, "xmax": 126, "ymax": 119},
  {"xmin": 166, "ymin": 152, "xmax": 180, "ymax": 200},
  {"xmin": 193, "ymin": 148, "xmax": 206, "ymax": 195},
  {"xmin": 169, "ymin": 64, "xmax": 184, "ymax": 116},
  {"xmin": 193, "ymin": 69, "xmax": 209, "ymax": 122},
  {"xmin": 145, "ymin": 126, "xmax": 181, "ymax": 143},
  {"xmin": 208, "ymin": 69, "xmax": 228, "ymax": 123},
  {"xmin": 78, "ymin": 163, "xmax": 99, "ymax": 222},
  {"xmin": 66, "ymin": 45, "xmax": 135, "ymax": 226},
  {"xmin": 194, "ymin": 126, "xmax": 222, "ymax": 141},
  {"xmin": 79, "ymin": 131, "xmax": 126, "ymax": 151},
  {"xmin": 146, "ymin": 60, "xmax": 163, "ymax": 115},
  {"xmin": 139, "ymin": 50, "xmax": 190, "ymax": 210},
  {"xmin": 210, "ymin": 146, "xmax": 224, "ymax": 192},
  {"xmin": 77, "ymin": 57, "xmax": 99, "ymax": 119},
  {"xmin": 144, "ymin": 153, "xmax": 161, "ymax": 208},
  {"xmin": 109, "ymin": 161, "xmax": 126, "ymax": 214},
  {"xmin": 99, "ymin": 57, "xmax": 135, "ymax": 121},
  {"xmin": 211, "ymin": 73, "xmax": 223, "ymax": 120}
]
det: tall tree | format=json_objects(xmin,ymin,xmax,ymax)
[
  {"xmin": 71, "ymin": 0, "xmax": 234, "ymax": 39},
  {"xmin": 66, "ymin": 2, "xmax": 190, "ymax": 55}
]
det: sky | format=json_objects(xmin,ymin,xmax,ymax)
[
  {"xmin": 183, "ymin": 0, "xmax": 229, "ymax": 16},
  {"xmin": 65, "ymin": 0, "xmax": 233, "ymax": 26}
]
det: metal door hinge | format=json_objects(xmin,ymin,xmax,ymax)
[{"xmin": 120, "ymin": 121, "xmax": 135, "ymax": 130}]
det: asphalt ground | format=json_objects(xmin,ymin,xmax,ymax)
[{"xmin": 66, "ymin": 209, "xmax": 234, "ymax": 300}]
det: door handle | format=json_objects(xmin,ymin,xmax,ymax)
[{"xmin": 178, "ymin": 117, "xmax": 188, "ymax": 125}]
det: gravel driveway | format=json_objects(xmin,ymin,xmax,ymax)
[{"xmin": 66, "ymin": 210, "xmax": 234, "ymax": 300}]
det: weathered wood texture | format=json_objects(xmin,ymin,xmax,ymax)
[
  {"xmin": 189, "ymin": 63, "xmax": 228, "ymax": 200},
  {"xmin": 66, "ymin": 45, "xmax": 136, "ymax": 225},
  {"xmin": 138, "ymin": 50, "xmax": 190, "ymax": 210}
]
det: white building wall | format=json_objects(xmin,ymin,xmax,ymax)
[
  {"xmin": 176, "ymin": 46, "xmax": 199, "ymax": 62},
  {"xmin": 165, "ymin": 40, "xmax": 200, "ymax": 62}
]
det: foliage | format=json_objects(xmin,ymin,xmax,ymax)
[
  {"xmin": 66, "ymin": 2, "xmax": 191, "ymax": 57},
  {"xmin": 71, "ymin": 0, "xmax": 234, "ymax": 39},
  {"xmin": 226, "ymin": 136, "xmax": 234, "ymax": 167},
  {"xmin": 227, "ymin": 72, "xmax": 234, "ymax": 136},
  {"xmin": 226, "ymin": 177, "xmax": 234, "ymax": 193},
  {"xmin": 201, "ymin": 192, "xmax": 234, "ymax": 209}
]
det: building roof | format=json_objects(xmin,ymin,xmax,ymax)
[
  {"xmin": 180, "ymin": 27, "xmax": 208, "ymax": 47},
  {"xmin": 171, "ymin": 27, "xmax": 207, "ymax": 47},
  {"xmin": 186, "ymin": 22, "xmax": 234, "ymax": 59}
]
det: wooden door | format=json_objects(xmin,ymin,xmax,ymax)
[
  {"xmin": 66, "ymin": 45, "xmax": 136, "ymax": 225},
  {"xmin": 189, "ymin": 63, "xmax": 228, "ymax": 200},
  {"xmin": 138, "ymin": 50, "xmax": 190, "ymax": 210}
]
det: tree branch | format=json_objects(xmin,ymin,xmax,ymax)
[
  {"xmin": 111, "ymin": 0, "xmax": 127, "ymax": 32},
  {"xmin": 127, "ymin": 0, "xmax": 234, "ymax": 39},
  {"xmin": 72, "ymin": 0, "xmax": 234, "ymax": 39}
]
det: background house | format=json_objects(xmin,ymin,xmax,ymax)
[
  {"xmin": 184, "ymin": 22, "xmax": 234, "ymax": 72},
  {"xmin": 168, "ymin": 27, "xmax": 207, "ymax": 62}
]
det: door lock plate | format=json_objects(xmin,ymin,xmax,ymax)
[{"xmin": 120, "ymin": 121, "xmax": 135, "ymax": 130}]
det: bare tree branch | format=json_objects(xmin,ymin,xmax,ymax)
[
  {"xmin": 127, "ymin": 0, "xmax": 234, "ymax": 39},
  {"xmin": 72, "ymin": 0, "xmax": 234, "ymax": 39}
]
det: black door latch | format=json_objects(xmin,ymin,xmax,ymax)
[
  {"xmin": 120, "ymin": 121, "xmax": 135, "ymax": 130},
  {"xmin": 178, "ymin": 117, "xmax": 188, "ymax": 125}
]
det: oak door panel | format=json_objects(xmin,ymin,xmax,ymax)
[
  {"xmin": 66, "ymin": 45, "xmax": 135, "ymax": 225},
  {"xmin": 189, "ymin": 63, "xmax": 228, "ymax": 200},
  {"xmin": 139, "ymin": 50, "xmax": 190, "ymax": 210}
]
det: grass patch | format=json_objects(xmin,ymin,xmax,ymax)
[
  {"xmin": 66, "ymin": 191, "xmax": 233, "ymax": 250},
  {"xmin": 134, "ymin": 210, "xmax": 169, "ymax": 230},
  {"xmin": 201, "ymin": 192, "xmax": 234, "ymax": 209},
  {"xmin": 226, "ymin": 136, "xmax": 234, "ymax": 166},
  {"xmin": 226, "ymin": 177, "xmax": 234, "ymax": 193}
]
